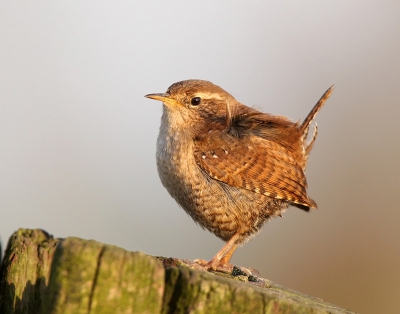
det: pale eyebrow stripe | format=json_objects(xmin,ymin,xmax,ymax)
[{"xmin": 193, "ymin": 92, "xmax": 224, "ymax": 101}]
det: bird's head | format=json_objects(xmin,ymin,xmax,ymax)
[{"xmin": 145, "ymin": 80, "xmax": 238, "ymax": 136}]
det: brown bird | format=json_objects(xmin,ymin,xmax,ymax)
[{"xmin": 145, "ymin": 80, "xmax": 333, "ymax": 273}]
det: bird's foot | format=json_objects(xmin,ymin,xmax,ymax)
[
  {"xmin": 193, "ymin": 259, "xmax": 260, "ymax": 277},
  {"xmin": 192, "ymin": 258, "xmax": 263, "ymax": 284},
  {"xmin": 193, "ymin": 258, "xmax": 234, "ymax": 273}
]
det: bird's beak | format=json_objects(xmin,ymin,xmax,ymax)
[{"xmin": 145, "ymin": 93, "xmax": 179, "ymax": 106}]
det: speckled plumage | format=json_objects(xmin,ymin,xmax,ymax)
[{"xmin": 146, "ymin": 80, "xmax": 333, "ymax": 271}]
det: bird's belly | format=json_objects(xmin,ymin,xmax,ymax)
[{"xmin": 156, "ymin": 144, "xmax": 288, "ymax": 243}]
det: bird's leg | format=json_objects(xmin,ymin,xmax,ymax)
[
  {"xmin": 219, "ymin": 242, "xmax": 238, "ymax": 265},
  {"xmin": 195, "ymin": 233, "xmax": 240, "ymax": 272}
]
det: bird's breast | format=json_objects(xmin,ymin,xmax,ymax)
[{"xmin": 156, "ymin": 123, "xmax": 202, "ymax": 201}]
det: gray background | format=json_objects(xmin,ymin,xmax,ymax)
[{"xmin": 1, "ymin": 2, "xmax": 399, "ymax": 313}]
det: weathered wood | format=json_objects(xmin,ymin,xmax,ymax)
[
  {"xmin": 0, "ymin": 229, "xmax": 58, "ymax": 314},
  {"xmin": 0, "ymin": 229, "xmax": 354, "ymax": 314}
]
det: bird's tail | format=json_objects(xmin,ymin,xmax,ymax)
[{"xmin": 300, "ymin": 85, "xmax": 334, "ymax": 154}]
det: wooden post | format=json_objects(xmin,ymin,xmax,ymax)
[{"xmin": 0, "ymin": 229, "xmax": 354, "ymax": 314}]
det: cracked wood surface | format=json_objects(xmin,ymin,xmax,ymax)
[{"xmin": 0, "ymin": 229, "xmax": 355, "ymax": 314}]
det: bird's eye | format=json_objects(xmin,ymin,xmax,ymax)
[{"xmin": 191, "ymin": 97, "xmax": 202, "ymax": 106}]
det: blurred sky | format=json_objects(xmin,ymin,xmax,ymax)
[{"xmin": 1, "ymin": 2, "xmax": 399, "ymax": 313}]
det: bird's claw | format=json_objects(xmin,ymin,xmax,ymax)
[{"xmin": 193, "ymin": 258, "xmax": 234, "ymax": 273}]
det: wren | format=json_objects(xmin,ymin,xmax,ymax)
[{"xmin": 145, "ymin": 80, "xmax": 333, "ymax": 272}]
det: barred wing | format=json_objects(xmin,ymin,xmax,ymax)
[{"xmin": 193, "ymin": 131, "xmax": 317, "ymax": 209}]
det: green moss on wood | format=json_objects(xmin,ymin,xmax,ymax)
[
  {"xmin": 0, "ymin": 229, "xmax": 58, "ymax": 314},
  {"xmin": 42, "ymin": 238, "xmax": 164, "ymax": 314},
  {"xmin": 0, "ymin": 229, "xmax": 354, "ymax": 314}
]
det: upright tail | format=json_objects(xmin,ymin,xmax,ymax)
[
  {"xmin": 300, "ymin": 85, "xmax": 334, "ymax": 155},
  {"xmin": 300, "ymin": 85, "xmax": 334, "ymax": 134}
]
